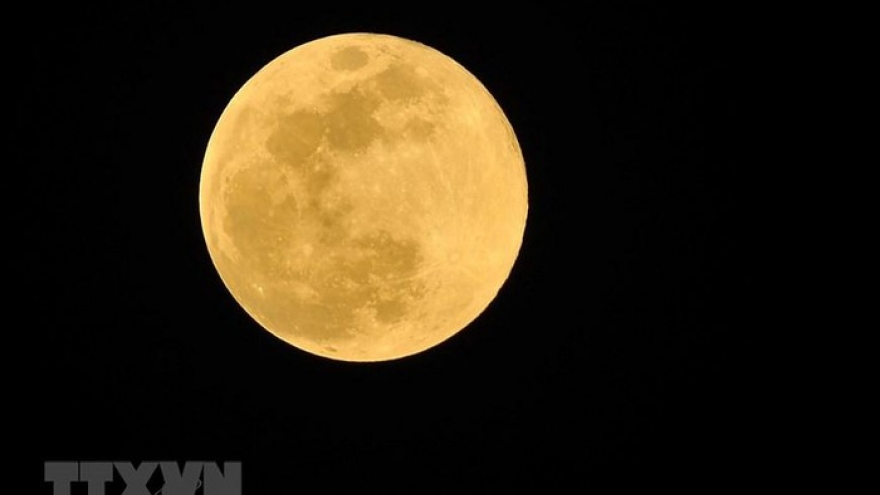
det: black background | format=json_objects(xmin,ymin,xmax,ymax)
[{"xmin": 22, "ymin": 3, "xmax": 772, "ymax": 492}]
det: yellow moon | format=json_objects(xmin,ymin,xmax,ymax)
[{"xmin": 199, "ymin": 33, "xmax": 528, "ymax": 362}]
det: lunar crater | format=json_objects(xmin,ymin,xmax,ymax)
[{"xmin": 331, "ymin": 46, "xmax": 369, "ymax": 71}]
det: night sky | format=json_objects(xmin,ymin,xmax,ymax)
[{"xmin": 24, "ymin": 4, "xmax": 770, "ymax": 491}]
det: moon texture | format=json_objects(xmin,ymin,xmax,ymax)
[{"xmin": 199, "ymin": 33, "xmax": 527, "ymax": 362}]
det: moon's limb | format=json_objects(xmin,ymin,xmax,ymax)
[{"xmin": 200, "ymin": 33, "xmax": 527, "ymax": 361}]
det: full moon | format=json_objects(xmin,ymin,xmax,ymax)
[{"xmin": 199, "ymin": 33, "xmax": 528, "ymax": 362}]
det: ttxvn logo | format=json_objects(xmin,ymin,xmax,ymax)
[{"xmin": 44, "ymin": 461, "xmax": 241, "ymax": 495}]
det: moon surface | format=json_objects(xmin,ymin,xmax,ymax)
[{"xmin": 199, "ymin": 33, "xmax": 528, "ymax": 362}]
